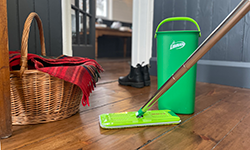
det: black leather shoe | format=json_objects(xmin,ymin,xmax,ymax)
[
  {"xmin": 118, "ymin": 64, "xmax": 144, "ymax": 88},
  {"xmin": 141, "ymin": 65, "xmax": 150, "ymax": 86}
]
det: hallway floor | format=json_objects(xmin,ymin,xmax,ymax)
[{"xmin": 1, "ymin": 58, "xmax": 250, "ymax": 150}]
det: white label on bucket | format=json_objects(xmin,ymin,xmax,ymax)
[{"xmin": 170, "ymin": 41, "xmax": 186, "ymax": 50}]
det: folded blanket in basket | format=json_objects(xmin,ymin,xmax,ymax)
[{"xmin": 9, "ymin": 51, "xmax": 104, "ymax": 106}]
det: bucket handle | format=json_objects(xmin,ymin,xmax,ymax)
[{"xmin": 154, "ymin": 17, "xmax": 201, "ymax": 38}]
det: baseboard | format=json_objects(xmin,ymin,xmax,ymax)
[
  {"xmin": 196, "ymin": 60, "xmax": 250, "ymax": 89},
  {"xmin": 149, "ymin": 57, "xmax": 157, "ymax": 76},
  {"xmin": 150, "ymin": 57, "xmax": 250, "ymax": 89}
]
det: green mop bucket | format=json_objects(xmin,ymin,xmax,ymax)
[{"xmin": 155, "ymin": 17, "xmax": 201, "ymax": 114}]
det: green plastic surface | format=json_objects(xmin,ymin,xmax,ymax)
[
  {"xmin": 99, "ymin": 110, "xmax": 181, "ymax": 129},
  {"xmin": 136, "ymin": 108, "xmax": 145, "ymax": 117},
  {"xmin": 154, "ymin": 17, "xmax": 201, "ymax": 38},
  {"xmin": 155, "ymin": 17, "xmax": 200, "ymax": 114}
]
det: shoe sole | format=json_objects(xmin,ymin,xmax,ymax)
[
  {"xmin": 144, "ymin": 80, "xmax": 150, "ymax": 86},
  {"xmin": 119, "ymin": 80, "xmax": 144, "ymax": 88}
]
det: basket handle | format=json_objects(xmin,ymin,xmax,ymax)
[
  {"xmin": 154, "ymin": 17, "xmax": 201, "ymax": 38},
  {"xmin": 20, "ymin": 12, "xmax": 46, "ymax": 76}
]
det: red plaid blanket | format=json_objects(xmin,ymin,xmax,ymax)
[{"xmin": 9, "ymin": 51, "xmax": 103, "ymax": 106}]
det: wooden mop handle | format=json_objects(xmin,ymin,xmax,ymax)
[
  {"xmin": 20, "ymin": 12, "xmax": 46, "ymax": 77},
  {"xmin": 137, "ymin": 0, "xmax": 250, "ymax": 117}
]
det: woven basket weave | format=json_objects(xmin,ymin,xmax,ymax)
[{"xmin": 10, "ymin": 12, "xmax": 82, "ymax": 125}]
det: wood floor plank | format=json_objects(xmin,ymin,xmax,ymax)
[
  {"xmin": 2, "ymin": 58, "xmax": 249, "ymax": 150},
  {"xmin": 95, "ymin": 58, "xmax": 130, "ymax": 83},
  {"xmin": 2, "ymin": 83, "xmax": 239, "ymax": 150},
  {"xmin": 213, "ymin": 105, "xmax": 250, "ymax": 150},
  {"xmin": 141, "ymin": 90, "xmax": 250, "ymax": 150},
  {"xmin": 79, "ymin": 77, "xmax": 158, "ymax": 114},
  {"xmin": 1, "ymin": 81, "xmax": 159, "ymax": 150},
  {"xmin": 79, "ymin": 85, "xmax": 238, "ymax": 150},
  {"xmin": 194, "ymin": 84, "xmax": 238, "ymax": 113}
]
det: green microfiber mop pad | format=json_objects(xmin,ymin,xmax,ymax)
[{"xmin": 99, "ymin": 110, "xmax": 181, "ymax": 129}]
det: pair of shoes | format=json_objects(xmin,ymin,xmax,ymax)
[{"xmin": 118, "ymin": 64, "xmax": 151, "ymax": 88}]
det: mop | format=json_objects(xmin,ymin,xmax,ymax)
[{"xmin": 99, "ymin": 0, "xmax": 250, "ymax": 129}]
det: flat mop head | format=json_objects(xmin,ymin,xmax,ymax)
[{"xmin": 99, "ymin": 110, "xmax": 181, "ymax": 129}]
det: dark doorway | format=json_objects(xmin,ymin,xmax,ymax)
[{"xmin": 71, "ymin": 0, "xmax": 95, "ymax": 59}]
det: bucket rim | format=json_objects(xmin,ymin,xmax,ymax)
[{"xmin": 156, "ymin": 30, "xmax": 200, "ymax": 35}]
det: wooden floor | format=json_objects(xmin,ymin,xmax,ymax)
[{"xmin": 1, "ymin": 58, "xmax": 250, "ymax": 150}]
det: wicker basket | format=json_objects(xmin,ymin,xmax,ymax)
[{"xmin": 10, "ymin": 12, "xmax": 82, "ymax": 125}]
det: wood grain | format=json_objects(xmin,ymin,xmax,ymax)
[
  {"xmin": 214, "ymin": 110, "xmax": 250, "ymax": 150},
  {"xmin": 1, "ymin": 81, "xmax": 158, "ymax": 149},
  {"xmin": 0, "ymin": 0, "xmax": 12, "ymax": 139},
  {"xmin": 2, "ymin": 58, "xmax": 250, "ymax": 149},
  {"xmin": 5, "ymin": 83, "xmax": 237, "ymax": 150},
  {"xmin": 1, "ymin": 82, "xmax": 238, "ymax": 150},
  {"xmin": 142, "ymin": 90, "xmax": 250, "ymax": 150}
]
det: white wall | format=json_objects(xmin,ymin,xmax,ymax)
[
  {"xmin": 111, "ymin": 0, "xmax": 133, "ymax": 23},
  {"xmin": 96, "ymin": 0, "xmax": 133, "ymax": 23}
]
